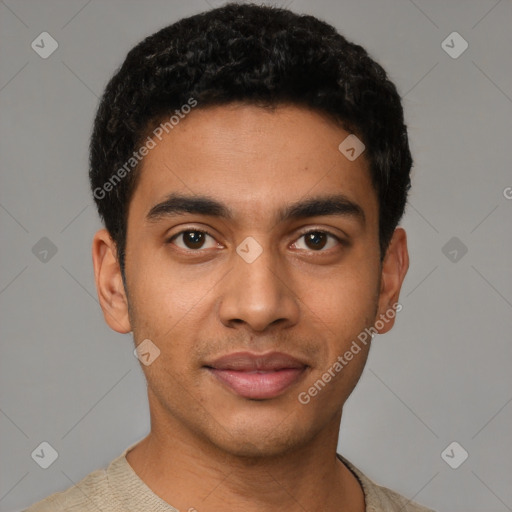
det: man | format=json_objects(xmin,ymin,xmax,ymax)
[{"xmin": 26, "ymin": 3, "xmax": 435, "ymax": 511}]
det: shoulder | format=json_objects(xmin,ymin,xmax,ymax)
[
  {"xmin": 23, "ymin": 466, "xmax": 111, "ymax": 512},
  {"xmin": 365, "ymin": 482, "xmax": 436, "ymax": 512},
  {"xmin": 338, "ymin": 454, "xmax": 436, "ymax": 512}
]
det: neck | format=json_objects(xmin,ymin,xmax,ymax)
[{"xmin": 126, "ymin": 409, "xmax": 365, "ymax": 512}]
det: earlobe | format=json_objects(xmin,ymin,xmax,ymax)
[
  {"xmin": 375, "ymin": 227, "xmax": 409, "ymax": 335},
  {"xmin": 92, "ymin": 229, "xmax": 132, "ymax": 334}
]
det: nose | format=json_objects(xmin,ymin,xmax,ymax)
[{"xmin": 217, "ymin": 239, "xmax": 300, "ymax": 333}]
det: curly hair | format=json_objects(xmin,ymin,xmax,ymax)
[{"xmin": 89, "ymin": 2, "xmax": 412, "ymax": 276}]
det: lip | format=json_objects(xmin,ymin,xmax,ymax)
[{"xmin": 205, "ymin": 351, "xmax": 308, "ymax": 400}]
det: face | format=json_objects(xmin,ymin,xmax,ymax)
[{"xmin": 93, "ymin": 104, "xmax": 408, "ymax": 458}]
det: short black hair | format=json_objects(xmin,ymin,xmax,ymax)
[{"xmin": 89, "ymin": 2, "xmax": 412, "ymax": 277}]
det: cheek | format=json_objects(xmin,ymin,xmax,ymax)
[
  {"xmin": 300, "ymin": 259, "xmax": 380, "ymax": 338},
  {"xmin": 126, "ymin": 248, "xmax": 207, "ymax": 336},
  {"xmin": 298, "ymin": 274, "xmax": 376, "ymax": 409}
]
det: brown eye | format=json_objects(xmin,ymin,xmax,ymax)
[
  {"xmin": 304, "ymin": 232, "xmax": 328, "ymax": 250},
  {"xmin": 170, "ymin": 230, "xmax": 217, "ymax": 251},
  {"xmin": 183, "ymin": 231, "xmax": 205, "ymax": 249},
  {"xmin": 293, "ymin": 231, "xmax": 341, "ymax": 252}
]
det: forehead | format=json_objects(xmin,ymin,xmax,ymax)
[{"xmin": 128, "ymin": 104, "xmax": 377, "ymax": 227}]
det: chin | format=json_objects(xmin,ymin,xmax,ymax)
[
  {"xmin": 218, "ymin": 436, "xmax": 303, "ymax": 460},
  {"xmin": 207, "ymin": 414, "xmax": 316, "ymax": 460}
]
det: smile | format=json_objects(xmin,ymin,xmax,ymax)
[{"xmin": 205, "ymin": 351, "xmax": 309, "ymax": 400}]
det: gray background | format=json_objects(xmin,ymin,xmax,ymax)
[{"xmin": 1, "ymin": 0, "xmax": 511, "ymax": 511}]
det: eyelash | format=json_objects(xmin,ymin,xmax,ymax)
[
  {"xmin": 167, "ymin": 227, "xmax": 344, "ymax": 253},
  {"xmin": 294, "ymin": 229, "xmax": 344, "ymax": 251}
]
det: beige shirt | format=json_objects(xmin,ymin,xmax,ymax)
[{"xmin": 25, "ymin": 441, "xmax": 435, "ymax": 512}]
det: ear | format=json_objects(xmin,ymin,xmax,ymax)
[
  {"xmin": 375, "ymin": 227, "xmax": 409, "ymax": 335},
  {"xmin": 92, "ymin": 228, "xmax": 132, "ymax": 334}
]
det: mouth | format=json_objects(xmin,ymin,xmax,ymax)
[{"xmin": 204, "ymin": 351, "xmax": 309, "ymax": 400}]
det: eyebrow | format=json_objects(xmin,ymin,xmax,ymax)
[{"xmin": 146, "ymin": 192, "xmax": 365, "ymax": 226}]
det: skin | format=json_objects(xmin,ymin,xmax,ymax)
[{"xmin": 92, "ymin": 104, "xmax": 409, "ymax": 512}]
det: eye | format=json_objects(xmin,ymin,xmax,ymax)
[
  {"xmin": 168, "ymin": 229, "xmax": 218, "ymax": 251},
  {"xmin": 292, "ymin": 230, "xmax": 342, "ymax": 252}
]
